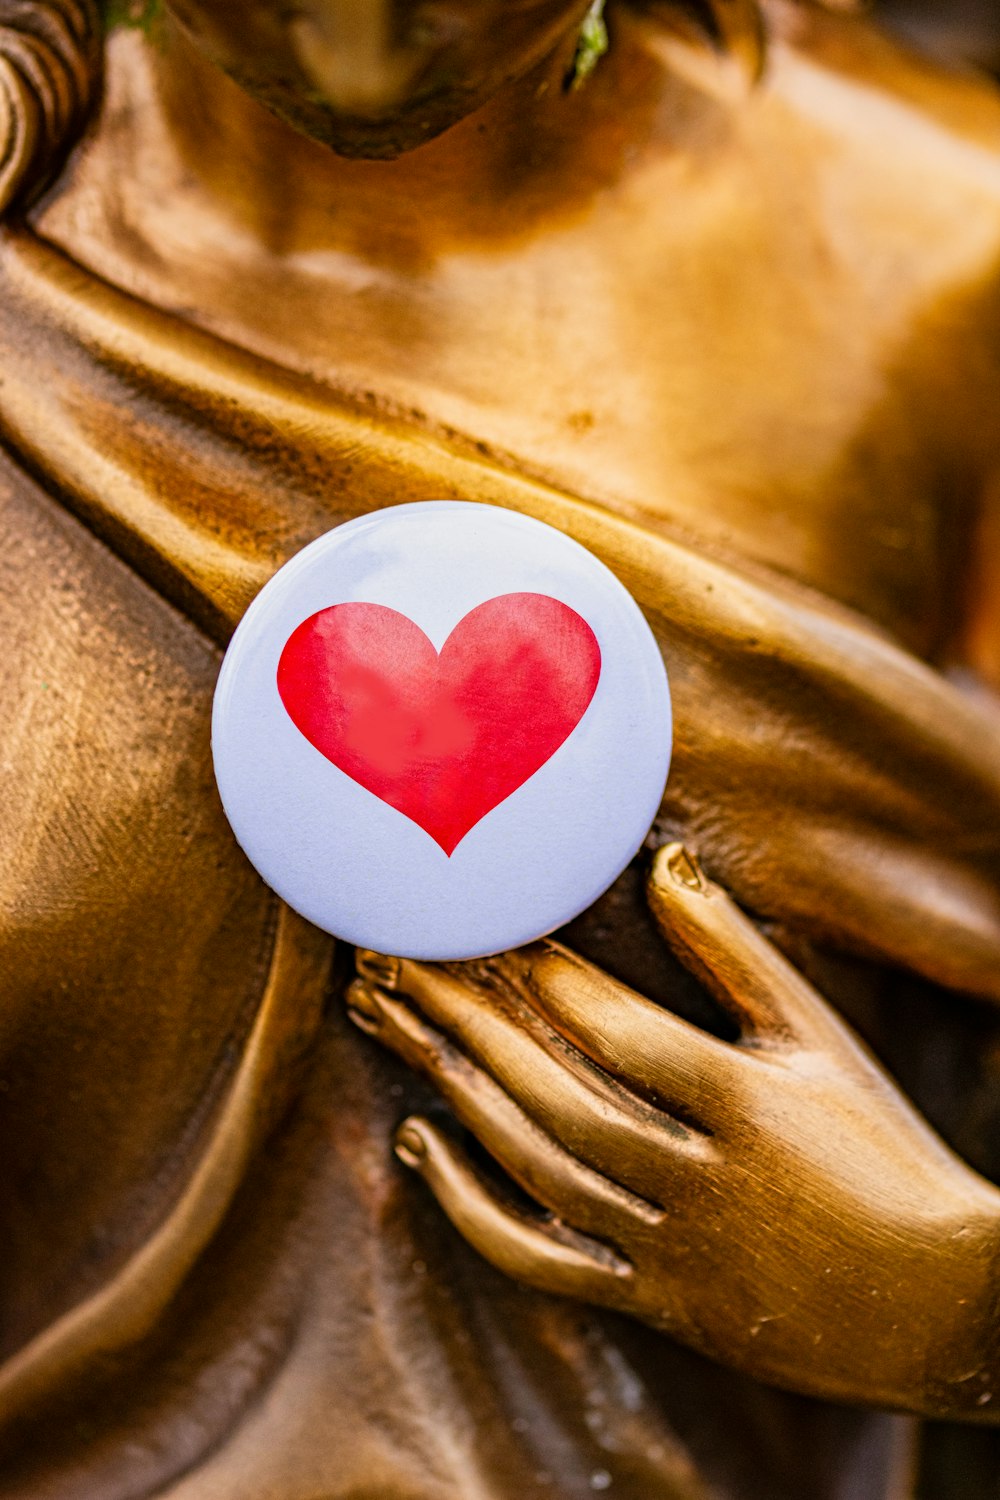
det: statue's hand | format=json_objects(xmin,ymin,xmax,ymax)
[{"xmin": 348, "ymin": 847, "xmax": 1000, "ymax": 1418}]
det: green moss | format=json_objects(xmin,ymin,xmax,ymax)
[
  {"xmin": 569, "ymin": 0, "xmax": 609, "ymax": 90},
  {"xmin": 100, "ymin": 0, "xmax": 165, "ymax": 40}
]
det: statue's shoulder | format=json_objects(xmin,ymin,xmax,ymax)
[
  {"xmin": 760, "ymin": 3, "xmax": 1000, "ymax": 209},
  {"xmin": 629, "ymin": 5, "xmax": 1000, "ymax": 325},
  {"xmin": 647, "ymin": 2, "xmax": 1000, "ymax": 361}
]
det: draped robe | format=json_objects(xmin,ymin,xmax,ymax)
[{"xmin": 3, "ymin": 19, "xmax": 1000, "ymax": 1493}]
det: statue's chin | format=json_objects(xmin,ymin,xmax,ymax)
[{"xmin": 241, "ymin": 78, "xmax": 486, "ymax": 160}]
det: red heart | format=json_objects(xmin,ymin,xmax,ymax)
[{"xmin": 276, "ymin": 593, "xmax": 601, "ymax": 855}]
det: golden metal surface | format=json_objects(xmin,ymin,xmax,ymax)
[{"xmin": 1, "ymin": 1, "xmax": 1000, "ymax": 1495}]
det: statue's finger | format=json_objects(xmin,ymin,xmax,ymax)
[
  {"xmin": 391, "ymin": 1116, "xmax": 632, "ymax": 1302},
  {"xmin": 647, "ymin": 844, "xmax": 876, "ymax": 1064},
  {"xmin": 481, "ymin": 942, "xmax": 746, "ymax": 1126},
  {"xmin": 353, "ymin": 954, "xmax": 714, "ymax": 1203},
  {"xmin": 345, "ymin": 978, "xmax": 664, "ymax": 1237}
]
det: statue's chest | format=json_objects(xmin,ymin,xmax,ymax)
[{"xmin": 190, "ymin": 221, "xmax": 971, "ymax": 659}]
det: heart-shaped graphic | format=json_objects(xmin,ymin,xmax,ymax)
[{"xmin": 276, "ymin": 593, "xmax": 601, "ymax": 855}]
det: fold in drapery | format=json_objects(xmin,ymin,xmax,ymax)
[
  {"xmin": 0, "ymin": 221, "xmax": 996, "ymax": 1497},
  {"xmin": 1, "ymin": 223, "xmax": 999, "ymax": 1004}
]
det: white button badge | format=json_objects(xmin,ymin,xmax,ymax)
[{"xmin": 213, "ymin": 502, "xmax": 672, "ymax": 960}]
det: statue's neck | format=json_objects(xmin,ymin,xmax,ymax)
[{"xmin": 83, "ymin": 12, "xmax": 655, "ymax": 266}]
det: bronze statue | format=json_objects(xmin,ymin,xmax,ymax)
[{"xmin": 2, "ymin": 0, "xmax": 1000, "ymax": 1494}]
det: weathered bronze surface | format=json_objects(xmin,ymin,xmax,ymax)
[
  {"xmin": 2, "ymin": 1, "xmax": 1000, "ymax": 1495},
  {"xmin": 877, "ymin": 0, "xmax": 1000, "ymax": 70}
]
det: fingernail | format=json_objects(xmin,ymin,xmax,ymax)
[
  {"xmin": 394, "ymin": 1121, "xmax": 427, "ymax": 1169},
  {"xmin": 356, "ymin": 950, "xmax": 401, "ymax": 990},
  {"xmin": 346, "ymin": 979, "xmax": 382, "ymax": 1034},
  {"xmin": 663, "ymin": 843, "xmax": 706, "ymax": 893}
]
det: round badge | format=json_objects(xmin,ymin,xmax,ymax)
[{"xmin": 212, "ymin": 501, "xmax": 672, "ymax": 960}]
